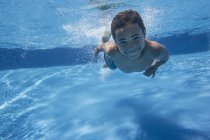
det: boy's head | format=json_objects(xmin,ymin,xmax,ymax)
[{"xmin": 111, "ymin": 9, "xmax": 146, "ymax": 41}]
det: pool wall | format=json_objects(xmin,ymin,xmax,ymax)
[{"xmin": 0, "ymin": 31, "xmax": 209, "ymax": 71}]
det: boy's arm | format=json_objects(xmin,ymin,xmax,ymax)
[
  {"xmin": 95, "ymin": 30, "xmax": 112, "ymax": 57},
  {"xmin": 95, "ymin": 41, "xmax": 117, "ymax": 57},
  {"xmin": 144, "ymin": 42, "xmax": 169, "ymax": 77},
  {"xmin": 152, "ymin": 44, "xmax": 169, "ymax": 67},
  {"xmin": 95, "ymin": 43, "xmax": 105, "ymax": 57}
]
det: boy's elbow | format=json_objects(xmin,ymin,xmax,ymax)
[
  {"xmin": 158, "ymin": 46, "xmax": 169, "ymax": 65},
  {"xmin": 104, "ymin": 42, "xmax": 117, "ymax": 56},
  {"xmin": 161, "ymin": 48, "xmax": 169, "ymax": 64},
  {"xmin": 165, "ymin": 48, "xmax": 169, "ymax": 61}
]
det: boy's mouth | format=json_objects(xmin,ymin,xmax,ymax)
[{"xmin": 124, "ymin": 48, "xmax": 141, "ymax": 55}]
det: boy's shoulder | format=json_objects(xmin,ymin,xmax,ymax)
[
  {"xmin": 145, "ymin": 39, "xmax": 164, "ymax": 48},
  {"xmin": 145, "ymin": 39, "xmax": 165, "ymax": 52},
  {"xmin": 144, "ymin": 39, "xmax": 165, "ymax": 57}
]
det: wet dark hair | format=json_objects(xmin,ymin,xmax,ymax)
[{"xmin": 111, "ymin": 9, "xmax": 146, "ymax": 40}]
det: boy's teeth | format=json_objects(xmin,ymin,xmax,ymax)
[{"xmin": 127, "ymin": 50, "xmax": 135, "ymax": 53}]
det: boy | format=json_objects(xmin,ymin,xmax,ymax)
[{"xmin": 95, "ymin": 9, "xmax": 169, "ymax": 77}]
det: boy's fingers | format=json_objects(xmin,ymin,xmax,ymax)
[
  {"xmin": 103, "ymin": 64, "xmax": 108, "ymax": 68},
  {"xmin": 95, "ymin": 44, "xmax": 104, "ymax": 57},
  {"xmin": 94, "ymin": 47, "xmax": 101, "ymax": 57},
  {"xmin": 144, "ymin": 68, "xmax": 152, "ymax": 76},
  {"xmin": 144, "ymin": 68, "xmax": 156, "ymax": 77},
  {"xmin": 143, "ymin": 71, "xmax": 151, "ymax": 77},
  {"xmin": 152, "ymin": 72, "xmax": 155, "ymax": 78},
  {"xmin": 94, "ymin": 48, "xmax": 99, "ymax": 57}
]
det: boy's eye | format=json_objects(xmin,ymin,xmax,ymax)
[
  {"xmin": 120, "ymin": 41, "xmax": 127, "ymax": 45},
  {"xmin": 133, "ymin": 36, "xmax": 140, "ymax": 40}
]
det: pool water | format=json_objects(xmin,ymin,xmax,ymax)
[{"xmin": 0, "ymin": 0, "xmax": 210, "ymax": 140}]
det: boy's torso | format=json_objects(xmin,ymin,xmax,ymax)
[{"xmin": 110, "ymin": 41, "xmax": 155, "ymax": 73}]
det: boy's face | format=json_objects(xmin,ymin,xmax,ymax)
[{"xmin": 115, "ymin": 23, "xmax": 145, "ymax": 60}]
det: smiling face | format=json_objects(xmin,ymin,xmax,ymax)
[{"xmin": 115, "ymin": 23, "xmax": 145, "ymax": 60}]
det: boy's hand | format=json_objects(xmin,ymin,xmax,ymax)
[
  {"xmin": 143, "ymin": 59, "xmax": 160, "ymax": 78},
  {"xmin": 95, "ymin": 31, "xmax": 111, "ymax": 57},
  {"xmin": 95, "ymin": 44, "xmax": 104, "ymax": 57}
]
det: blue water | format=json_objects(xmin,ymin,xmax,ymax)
[{"xmin": 0, "ymin": 0, "xmax": 210, "ymax": 140}]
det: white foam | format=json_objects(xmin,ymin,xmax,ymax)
[
  {"xmin": 62, "ymin": 19, "xmax": 108, "ymax": 47},
  {"xmin": 142, "ymin": 7, "xmax": 163, "ymax": 35},
  {"xmin": 99, "ymin": 67, "xmax": 110, "ymax": 81}
]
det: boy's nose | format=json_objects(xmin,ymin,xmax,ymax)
[{"xmin": 128, "ymin": 41, "xmax": 137, "ymax": 48}]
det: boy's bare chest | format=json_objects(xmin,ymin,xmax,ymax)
[{"xmin": 113, "ymin": 54, "xmax": 153, "ymax": 73}]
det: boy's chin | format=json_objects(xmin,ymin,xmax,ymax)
[
  {"xmin": 127, "ymin": 53, "xmax": 141, "ymax": 60},
  {"xmin": 126, "ymin": 50, "xmax": 142, "ymax": 59}
]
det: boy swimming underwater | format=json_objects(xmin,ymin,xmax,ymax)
[{"xmin": 95, "ymin": 9, "xmax": 169, "ymax": 77}]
